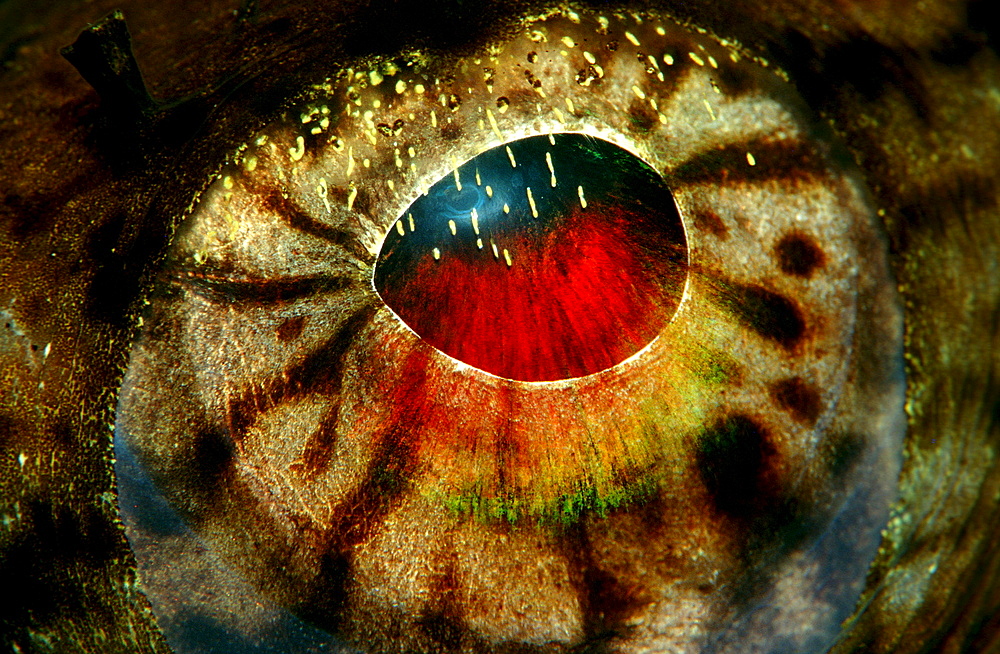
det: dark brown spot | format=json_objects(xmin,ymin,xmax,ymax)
[
  {"xmin": 606, "ymin": 39, "xmax": 619, "ymax": 51},
  {"xmin": 692, "ymin": 209, "xmax": 729, "ymax": 239},
  {"xmin": 774, "ymin": 231, "xmax": 826, "ymax": 278},
  {"xmin": 439, "ymin": 122, "xmax": 462, "ymax": 141},
  {"xmin": 495, "ymin": 96, "xmax": 510, "ymax": 110},
  {"xmin": 526, "ymin": 50, "xmax": 538, "ymax": 63},
  {"xmin": 446, "ymin": 93, "xmax": 462, "ymax": 111},
  {"xmin": 711, "ymin": 281, "xmax": 806, "ymax": 350},
  {"xmin": 696, "ymin": 415, "xmax": 780, "ymax": 519},
  {"xmin": 392, "ymin": 118, "xmax": 405, "ymax": 135},
  {"xmin": 770, "ymin": 377, "xmax": 822, "ymax": 425},
  {"xmin": 627, "ymin": 100, "xmax": 656, "ymax": 133},
  {"xmin": 276, "ymin": 315, "xmax": 306, "ymax": 342},
  {"xmin": 714, "ymin": 62, "xmax": 756, "ymax": 97},
  {"xmin": 376, "ymin": 122, "xmax": 393, "ymax": 136}
]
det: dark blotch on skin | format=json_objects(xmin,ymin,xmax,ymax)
[
  {"xmin": 822, "ymin": 432, "xmax": 866, "ymax": 478},
  {"xmin": 186, "ymin": 425, "xmax": 235, "ymax": 505},
  {"xmin": 770, "ymin": 376, "xmax": 822, "ymax": 425},
  {"xmin": 440, "ymin": 122, "xmax": 462, "ymax": 141},
  {"xmin": 692, "ymin": 209, "xmax": 729, "ymax": 239},
  {"xmin": 774, "ymin": 231, "xmax": 826, "ymax": 278},
  {"xmin": 712, "ymin": 281, "xmax": 806, "ymax": 349},
  {"xmin": 276, "ymin": 315, "xmax": 306, "ymax": 341},
  {"xmin": 669, "ymin": 138, "xmax": 827, "ymax": 187},
  {"xmin": 696, "ymin": 415, "xmax": 779, "ymax": 518}
]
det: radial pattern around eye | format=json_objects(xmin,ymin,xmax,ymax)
[{"xmin": 374, "ymin": 133, "xmax": 687, "ymax": 381}]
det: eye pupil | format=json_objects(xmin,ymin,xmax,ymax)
[{"xmin": 374, "ymin": 133, "xmax": 688, "ymax": 381}]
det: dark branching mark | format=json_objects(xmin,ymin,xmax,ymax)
[
  {"xmin": 262, "ymin": 190, "xmax": 374, "ymax": 263},
  {"xmin": 168, "ymin": 270, "xmax": 351, "ymax": 305},
  {"xmin": 770, "ymin": 377, "xmax": 822, "ymax": 425},
  {"xmin": 711, "ymin": 280, "xmax": 806, "ymax": 350},
  {"xmin": 774, "ymin": 231, "xmax": 826, "ymax": 278},
  {"xmin": 696, "ymin": 415, "xmax": 780, "ymax": 519},
  {"xmin": 670, "ymin": 138, "xmax": 828, "ymax": 188},
  {"xmin": 558, "ymin": 525, "xmax": 650, "ymax": 645},
  {"xmin": 226, "ymin": 304, "xmax": 377, "ymax": 442}
]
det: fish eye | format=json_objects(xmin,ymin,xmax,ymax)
[{"xmin": 0, "ymin": 2, "xmax": 998, "ymax": 654}]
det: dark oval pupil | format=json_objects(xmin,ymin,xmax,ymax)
[{"xmin": 374, "ymin": 133, "xmax": 688, "ymax": 382}]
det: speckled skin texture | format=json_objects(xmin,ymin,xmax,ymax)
[{"xmin": 0, "ymin": 1, "xmax": 998, "ymax": 653}]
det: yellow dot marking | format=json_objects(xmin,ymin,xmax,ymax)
[
  {"xmin": 223, "ymin": 175, "xmax": 234, "ymax": 189},
  {"xmin": 747, "ymin": 152, "xmax": 756, "ymax": 166},
  {"xmin": 289, "ymin": 136, "xmax": 305, "ymax": 161},
  {"xmin": 395, "ymin": 79, "xmax": 407, "ymax": 94},
  {"xmin": 565, "ymin": 98, "xmax": 575, "ymax": 114},
  {"xmin": 452, "ymin": 157, "xmax": 462, "ymax": 191},
  {"xmin": 471, "ymin": 208, "xmax": 480, "ymax": 234},
  {"xmin": 703, "ymin": 99, "xmax": 716, "ymax": 120},
  {"xmin": 477, "ymin": 238, "xmax": 484, "ymax": 249},
  {"xmin": 346, "ymin": 146, "xmax": 356, "ymax": 177},
  {"xmin": 431, "ymin": 110, "xmax": 438, "ymax": 128},
  {"xmin": 486, "ymin": 108, "xmax": 503, "ymax": 140},
  {"xmin": 708, "ymin": 55, "xmax": 718, "ymax": 69},
  {"xmin": 363, "ymin": 158, "xmax": 371, "ymax": 168},
  {"xmin": 449, "ymin": 219, "xmax": 457, "ymax": 236},
  {"xmin": 372, "ymin": 99, "xmax": 381, "ymax": 109},
  {"xmin": 656, "ymin": 26, "xmax": 666, "ymax": 36},
  {"xmin": 408, "ymin": 146, "xmax": 416, "ymax": 158},
  {"xmin": 503, "ymin": 248, "xmax": 513, "ymax": 267},
  {"xmin": 583, "ymin": 51, "xmax": 596, "ymax": 64},
  {"xmin": 632, "ymin": 85, "xmax": 646, "ymax": 100},
  {"xmin": 553, "ymin": 106, "xmax": 565, "ymax": 124},
  {"xmin": 503, "ymin": 204, "xmax": 510, "ymax": 214},
  {"xmin": 408, "ymin": 213, "xmax": 416, "ymax": 231},
  {"xmin": 689, "ymin": 52, "xmax": 705, "ymax": 66},
  {"xmin": 664, "ymin": 54, "xmax": 675, "ymax": 65},
  {"xmin": 433, "ymin": 247, "xmax": 441, "ymax": 260},
  {"xmin": 526, "ymin": 187, "xmax": 538, "ymax": 218},
  {"xmin": 625, "ymin": 31, "xmax": 641, "ymax": 46},
  {"xmin": 396, "ymin": 221, "xmax": 405, "ymax": 236},
  {"xmin": 347, "ymin": 185, "xmax": 358, "ymax": 211},
  {"xmin": 506, "ymin": 146, "xmax": 517, "ymax": 168},
  {"xmin": 311, "ymin": 126, "xmax": 322, "ymax": 135},
  {"xmin": 491, "ymin": 240, "xmax": 500, "ymax": 258},
  {"xmin": 387, "ymin": 179, "xmax": 395, "ymax": 191},
  {"xmin": 475, "ymin": 168, "xmax": 482, "ymax": 186},
  {"xmin": 578, "ymin": 185, "xmax": 587, "ymax": 209},
  {"xmin": 369, "ymin": 70, "xmax": 384, "ymax": 86},
  {"xmin": 561, "ymin": 36, "xmax": 576, "ymax": 48},
  {"xmin": 414, "ymin": 83, "xmax": 425, "ymax": 94},
  {"xmin": 486, "ymin": 185, "xmax": 494, "ymax": 198},
  {"xmin": 245, "ymin": 156, "xmax": 257, "ymax": 171}
]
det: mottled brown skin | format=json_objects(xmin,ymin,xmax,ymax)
[{"xmin": 0, "ymin": 0, "xmax": 998, "ymax": 653}]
